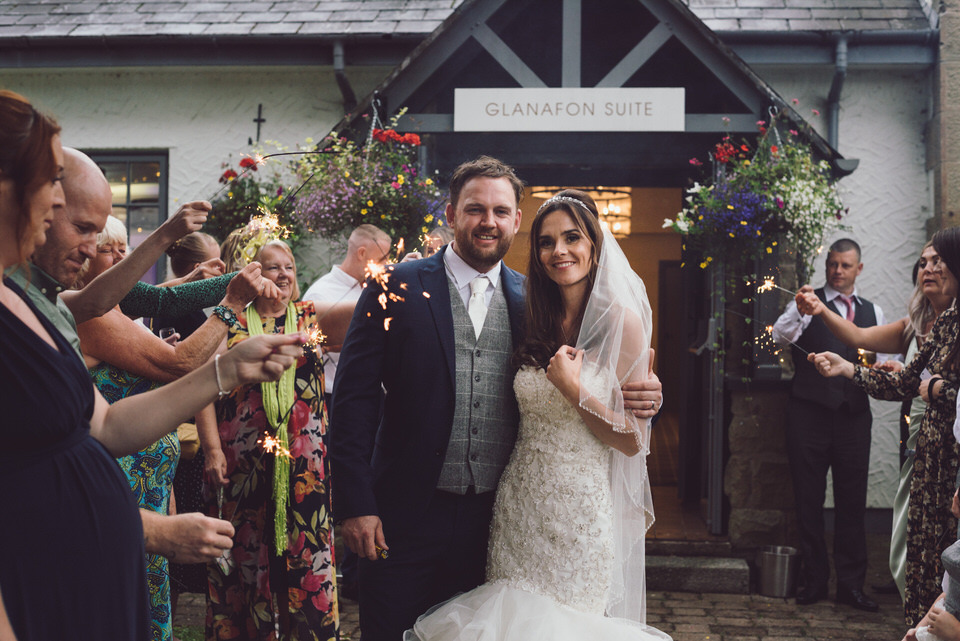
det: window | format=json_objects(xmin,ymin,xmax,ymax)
[{"xmin": 88, "ymin": 152, "xmax": 169, "ymax": 284}]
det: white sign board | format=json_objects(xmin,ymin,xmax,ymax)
[{"xmin": 454, "ymin": 87, "xmax": 685, "ymax": 132}]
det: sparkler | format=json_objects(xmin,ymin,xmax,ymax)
[
  {"xmin": 755, "ymin": 277, "xmax": 796, "ymax": 296},
  {"xmin": 725, "ymin": 308, "xmax": 809, "ymax": 356}
]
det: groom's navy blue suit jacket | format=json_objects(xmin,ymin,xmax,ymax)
[{"xmin": 330, "ymin": 246, "xmax": 526, "ymax": 537}]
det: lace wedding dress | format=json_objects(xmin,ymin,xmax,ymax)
[{"xmin": 404, "ymin": 367, "xmax": 671, "ymax": 641}]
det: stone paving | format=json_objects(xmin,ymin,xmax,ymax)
[
  {"xmin": 176, "ymin": 586, "xmax": 906, "ymax": 640},
  {"xmin": 174, "ymin": 534, "xmax": 910, "ymax": 640}
]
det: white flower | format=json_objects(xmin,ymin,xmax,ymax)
[{"xmin": 662, "ymin": 218, "xmax": 674, "ymax": 229}]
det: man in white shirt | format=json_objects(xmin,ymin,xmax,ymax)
[
  {"xmin": 303, "ymin": 224, "xmax": 392, "ymax": 397},
  {"xmin": 772, "ymin": 238, "xmax": 884, "ymax": 612}
]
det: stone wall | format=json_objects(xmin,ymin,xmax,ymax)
[{"xmin": 933, "ymin": 0, "xmax": 960, "ymax": 232}]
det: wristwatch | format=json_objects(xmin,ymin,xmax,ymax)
[{"xmin": 212, "ymin": 305, "xmax": 241, "ymax": 330}]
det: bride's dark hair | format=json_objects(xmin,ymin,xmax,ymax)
[{"xmin": 514, "ymin": 189, "xmax": 604, "ymax": 370}]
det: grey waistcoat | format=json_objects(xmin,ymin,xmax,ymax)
[{"xmin": 436, "ymin": 276, "xmax": 519, "ymax": 494}]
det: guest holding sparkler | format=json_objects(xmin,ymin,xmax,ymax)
[
  {"xmin": 75, "ymin": 216, "xmax": 271, "ymax": 641},
  {"xmin": 772, "ymin": 238, "xmax": 884, "ymax": 612},
  {"xmin": 203, "ymin": 238, "xmax": 354, "ymax": 641},
  {"xmin": 0, "ymin": 89, "xmax": 304, "ymax": 641},
  {"xmin": 796, "ymin": 242, "xmax": 954, "ymax": 601},
  {"xmin": 811, "ymin": 227, "xmax": 960, "ymax": 626}
]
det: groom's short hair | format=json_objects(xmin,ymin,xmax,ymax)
[{"xmin": 448, "ymin": 156, "xmax": 524, "ymax": 210}]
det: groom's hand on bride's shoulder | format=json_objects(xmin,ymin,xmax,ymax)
[
  {"xmin": 622, "ymin": 349, "xmax": 663, "ymax": 420},
  {"xmin": 341, "ymin": 515, "xmax": 389, "ymax": 561}
]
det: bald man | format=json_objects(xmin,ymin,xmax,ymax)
[
  {"xmin": 6, "ymin": 148, "xmax": 243, "ymax": 564},
  {"xmin": 303, "ymin": 223, "xmax": 392, "ymax": 395}
]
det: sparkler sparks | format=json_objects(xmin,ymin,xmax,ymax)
[
  {"xmin": 725, "ymin": 308, "xmax": 809, "ymax": 355},
  {"xmin": 755, "ymin": 277, "xmax": 796, "ymax": 296},
  {"xmin": 259, "ymin": 433, "xmax": 292, "ymax": 459}
]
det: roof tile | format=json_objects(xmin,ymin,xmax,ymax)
[
  {"xmin": 252, "ymin": 21, "xmax": 302, "ymax": 33},
  {"xmin": 202, "ymin": 22, "xmax": 255, "ymax": 34},
  {"xmin": 235, "ymin": 11, "xmax": 287, "ymax": 23}
]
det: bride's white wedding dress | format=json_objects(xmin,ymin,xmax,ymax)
[{"xmin": 405, "ymin": 367, "xmax": 671, "ymax": 641}]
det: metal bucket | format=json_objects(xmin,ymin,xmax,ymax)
[{"xmin": 757, "ymin": 545, "xmax": 799, "ymax": 598}]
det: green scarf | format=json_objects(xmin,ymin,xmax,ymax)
[{"xmin": 246, "ymin": 301, "xmax": 297, "ymax": 555}]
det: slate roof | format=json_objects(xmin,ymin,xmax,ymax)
[
  {"xmin": 0, "ymin": 0, "xmax": 935, "ymax": 40},
  {"xmin": 0, "ymin": 0, "xmax": 465, "ymax": 39},
  {"xmin": 687, "ymin": 0, "xmax": 937, "ymax": 33}
]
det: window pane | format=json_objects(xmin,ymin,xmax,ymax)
[
  {"xmin": 130, "ymin": 162, "xmax": 160, "ymax": 203},
  {"xmin": 100, "ymin": 162, "xmax": 129, "ymax": 206},
  {"xmin": 129, "ymin": 206, "xmax": 161, "ymax": 283}
]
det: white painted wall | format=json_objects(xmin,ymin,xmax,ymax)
[
  {"xmin": 0, "ymin": 64, "xmax": 391, "ymax": 281},
  {"xmin": 758, "ymin": 65, "xmax": 934, "ymax": 508}
]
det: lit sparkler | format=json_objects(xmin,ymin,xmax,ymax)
[
  {"xmin": 756, "ymin": 277, "xmax": 796, "ymax": 296},
  {"xmin": 259, "ymin": 433, "xmax": 292, "ymax": 459},
  {"xmin": 725, "ymin": 308, "xmax": 809, "ymax": 356}
]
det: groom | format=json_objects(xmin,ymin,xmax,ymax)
[{"xmin": 331, "ymin": 156, "xmax": 662, "ymax": 641}]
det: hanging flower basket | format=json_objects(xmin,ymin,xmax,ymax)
[
  {"xmin": 664, "ymin": 108, "xmax": 848, "ymax": 278},
  {"xmin": 292, "ymin": 110, "xmax": 446, "ymax": 249}
]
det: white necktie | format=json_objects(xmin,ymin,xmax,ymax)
[{"xmin": 468, "ymin": 276, "xmax": 490, "ymax": 339}]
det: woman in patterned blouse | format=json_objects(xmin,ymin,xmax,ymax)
[{"xmin": 810, "ymin": 226, "xmax": 960, "ymax": 625}]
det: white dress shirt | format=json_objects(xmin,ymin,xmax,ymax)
[
  {"xmin": 302, "ymin": 266, "xmax": 363, "ymax": 393},
  {"xmin": 442, "ymin": 245, "xmax": 502, "ymax": 309}
]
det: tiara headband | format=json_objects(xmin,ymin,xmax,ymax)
[{"xmin": 537, "ymin": 195, "xmax": 586, "ymax": 215}]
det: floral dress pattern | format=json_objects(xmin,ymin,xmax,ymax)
[
  {"xmin": 90, "ymin": 362, "xmax": 178, "ymax": 641},
  {"xmin": 205, "ymin": 300, "xmax": 338, "ymax": 641},
  {"xmin": 853, "ymin": 305, "xmax": 960, "ymax": 625}
]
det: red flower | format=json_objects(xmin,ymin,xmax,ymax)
[
  {"xmin": 401, "ymin": 133, "xmax": 421, "ymax": 146},
  {"xmin": 770, "ymin": 145, "xmax": 779, "ymax": 155},
  {"xmin": 713, "ymin": 141, "xmax": 736, "ymax": 164},
  {"xmin": 220, "ymin": 169, "xmax": 238, "ymax": 183},
  {"xmin": 689, "ymin": 157, "xmax": 703, "ymax": 166},
  {"xmin": 239, "ymin": 157, "xmax": 258, "ymax": 171}
]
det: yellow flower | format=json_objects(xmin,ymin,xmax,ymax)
[
  {"xmin": 397, "ymin": 175, "xmax": 405, "ymax": 185},
  {"xmin": 727, "ymin": 205, "xmax": 734, "ymax": 210},
  {"xmin": 772, "ymin": 241, "xmax": 778, "ymax": 246},
  {"xmin": 424, "ymin": 214, "xmax": 434, "ymax": 223},
  {"xmin": 728, "ymin": 232, "xmax": 735, "ymax": 238},
  {"xmin": 422, "ymin": 226, "xmax": 429, "ymax": 234},
  {"xmin": 740, "ymin": 220, "xmax": 747, "ymax": 225},
  {"xmin": 227, "ymin": 192, "xmax": 233, "ymax": 198},
  {"xmin": 361, "ymin": 209, "xmax": 368, "ymax": 215},
  {"xmin": 743, "ymin": 160, "xmax": 751, "ymax": 166},
  {"xmin": 353, "ymin": 181, "xmax": 360, "ymax": 186},
  {"xmin": 706, "ymin": 256, "xmax": 713, "ymax": 262},
  {"xmin": 367, "ymin": 200, "xmax": 373, "ymax": 207},
  {"xmin": 766, "ymin": 247, "xmax": 773, "ymax": 253},
  {"xmin": 699, "ymin": 261, "xmax": 708, "ymax": 269},
  {"xmin": 425, "ymin": 178, "xmax": 433, "ymax": 185},
  {"xmin": 344, "ymin": 171, "xmax": 350, "ymax": 178},
  {"xmin": 756, "ymin": 230, "xmax": 761, "ymax": 236},
  {"xmin": 380, "ymin": 214, "xmax": 387, "ymax": 220}
]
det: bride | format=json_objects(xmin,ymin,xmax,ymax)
[{"xmin": 405, "ymin": 190, "xmax": 671, "ymax": 640}]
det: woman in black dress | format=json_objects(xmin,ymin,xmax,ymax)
[{"xmin": 0, "ymin": 89, "xmax": 304, "ymax": 641}]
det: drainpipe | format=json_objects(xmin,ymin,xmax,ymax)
[
  {"xmin": 827, "ymin": 33, "xmax": 860, "ymax": 174},
  {"xmin": 333, "ymin": 40, "xmax": 357, "ymax": 114},
  {"xmin": 827, "ymin": 33, "xmax": 848, "ymax": 149}
]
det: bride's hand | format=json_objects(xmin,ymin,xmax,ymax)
[{"xmin": 546, "ymin": 345, "xmax": 583, "ymax": 402}]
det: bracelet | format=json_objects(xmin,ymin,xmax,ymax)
[
  {"xmin": 929, "ymin": 376, "xmax": 943, "ymax": 401},
  {"xmin": 212, "ymin": 305, "xmax": 241, "ymax": 330},
  {"xmin": 214, "ymin": 353, "xmax": 229, "ymax": 398}
]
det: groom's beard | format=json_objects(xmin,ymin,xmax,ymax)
[{"xmin": 454, "ymin": 227, "xmax": 515, "ymax": 271}]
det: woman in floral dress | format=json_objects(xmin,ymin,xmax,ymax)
[
  {"xmin": 811, "ymin": 226, "xmax": 960, "ymax": 625},
  {"xmin": 204, "ymin": 240, "xmax": 346, "ymax": 641}
]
